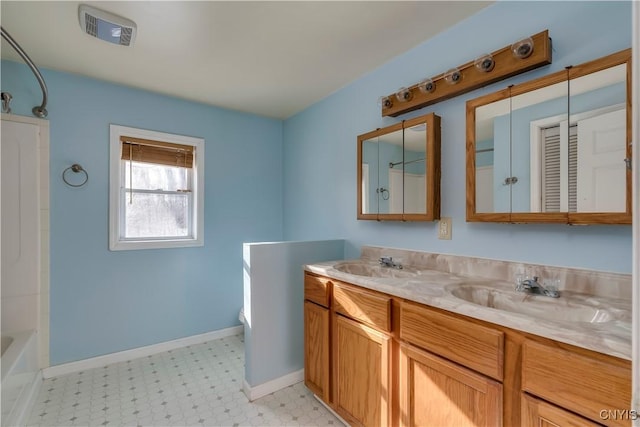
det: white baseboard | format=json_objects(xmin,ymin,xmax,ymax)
[
  {"xmin": 242, "ymin": 369, "xmax": 304, "ymax": 401},
  {"xmin": 43, "ymin": 325, "xmax": 244, "ymax": 379}
]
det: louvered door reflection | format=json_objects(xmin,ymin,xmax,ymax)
[{"xmin": 540, "ymin": 124, "xmax": 577, "ymax": 213}]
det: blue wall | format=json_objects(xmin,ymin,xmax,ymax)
[
  {"xmin": 1, "ymin": 61, "xmax": 284, "ymax": 365},
  {"xmin": 282, "ymin": 1, "xmax": 633, "ymax": 273}
]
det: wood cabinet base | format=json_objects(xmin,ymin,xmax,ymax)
[
  {"xmin": 333, "ymin": 314, "xmax": 391, "ymax": 427},
  {"xmin": 304, "ymin": 301, "xmax": 330, "ymax": 402},
  {"xmin": 400, "ymin": 343, "xmax": 502, "ymax": 427},
  {"xmin": 303, "ymin": 273, "xmax": 631, "ymax": 427}
]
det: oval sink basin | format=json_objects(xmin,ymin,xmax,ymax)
[
  {"xmin": 449, "ymin": 285, "xmax": 614, "ymax": 324},
  {"xmin": 333, "ymin": 262, "xmax": 419, "ymax": 279}
]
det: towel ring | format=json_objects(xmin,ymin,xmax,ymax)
[
  {"xmin": 62, "ymin": 164, "xmax": 88, "ymax": 187},
  {"xmin": 377, "ymin": 187, "xmax": 389, "ymax": 200}
]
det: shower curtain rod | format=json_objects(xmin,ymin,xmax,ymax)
[
  {"xmin": 1, "ymin": 26, "xmax": 48, "ymax": 117},
  {"xmin": 389, "ymin": 158, "xmax": 425, "ymax": 169}
]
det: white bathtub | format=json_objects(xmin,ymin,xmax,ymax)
[{"xmin": 1, "ymin": 330, "xmax": 41, "ymax": 427}]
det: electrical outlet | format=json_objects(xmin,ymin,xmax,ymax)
[{"xmin": 438, "ymin": 217, "xmax": 452, "ymax": 240}]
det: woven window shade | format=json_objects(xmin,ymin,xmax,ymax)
[{"xmin": 120, "ymin": 136, "xmax": 194, "ymax": 168}]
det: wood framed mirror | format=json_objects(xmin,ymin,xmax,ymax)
[
  {"xmin": 466, "ymin": 49, "xmax": 631, "ymax": 224},
  {"xmin": 358, "ymin": 113, "xmax": 441, "ymax": 221}
]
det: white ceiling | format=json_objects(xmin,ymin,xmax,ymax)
[{"xmin": 1, "ymin": 1, "xmax": 492, "ymax": 119}]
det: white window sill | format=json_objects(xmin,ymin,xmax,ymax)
[{"xmin": 109, "ymin": 237, "xmax": 203, "ymax": 251}]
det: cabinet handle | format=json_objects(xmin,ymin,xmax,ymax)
[{"xmin": 502, "ymin": 176, "xmax": 519, "ymax": 186}]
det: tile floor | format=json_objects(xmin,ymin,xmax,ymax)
[{"xmin": 26, "ymin": 334, "xmax": 341, "ymax": 426}]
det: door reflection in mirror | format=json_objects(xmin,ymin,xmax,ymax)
[{"xmin": 570, "ymin": 64, "xmax": 627, "ymax": 213}]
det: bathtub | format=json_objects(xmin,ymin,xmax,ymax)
[{"xmin": 1, "ymin": 330, "xmax": 41, "ymax": 427}]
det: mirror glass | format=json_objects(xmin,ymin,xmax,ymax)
[
  {"xmin": 474, "ymin": 81, "xmax": 570, "ymax": 214},
  {"xmin": 468, "ymin": 49, "xmax": 630, "ymax": 223},
  {"xmin": 474, "ymin": 97, "xmax": 512, "ymax": 213},
  {"xmin": 361, "ymin": 136, "xmax": 379, "ymax": 215},
  {"xmin": 376, "ymin": 128, "xmax": 404, "ymax": 215},
  {"xmin": 569, "ymin": 64, "xmax": 627, "ymax": 213},
  {"xmin": 403, "ymin": 123, "xmax": 427, "ymax": 214},
  {"xmin": 359, "ymin": 128, "xmax": 405, "ymax": 216},
  {"xmin": 511, "ymin": 80, "xmax": 569, "ymax": 213}
]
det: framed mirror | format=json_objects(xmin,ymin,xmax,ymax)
[
  {"xmin": 358, "ymin": 113, "xmax": 441, "ymax": 221},
  {"xmin": 358, "ymin": 123, "xmax": 404, "ymax": 220},
  {"xmin": 466, "ymin": 49, "xmax": 631, "ymax": 224},
  {"xmin": 567, "ymin": 57, "xmax": 630, "ymax": 224},
  {"xmin": 469, "ymin": 88, "xmax": 513, "ymax": 219}
]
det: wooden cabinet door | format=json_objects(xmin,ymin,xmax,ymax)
[
  {"xmin": 399, "ymin": 343, "xmax": 502, "ymax": 427},
  {"xmin": 521, "ymin": 393, "xmax": 601, "ymax": 427},
  {"xmin": 304, "ymin": 301, "xmax": 330, "ymax": 402},
  {"xmin": 333, "ymin": 314, "xmax": 391, "ymax": 427}
]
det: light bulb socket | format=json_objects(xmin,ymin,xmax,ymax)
[
  {"xmin": 395, "ymin": 87, "xmax": 412, "ymax": 102},
  {"xmin": 511, "ymin": 37, "xmax": 534, "ymax": 59},
  {"xmin": 378, "ymin": 96, "xmax": 393, "ymax": 109},
  {"xmin": 418, "ymin": 78, "xmax": 435, "ymax": 93},
  {"xmin": 474, "ymin": 54, "xmax": 495, "ymax": 73},
  {"xmin": 444, "ymin": 68, "xmax": 462, "ymax": 85}
]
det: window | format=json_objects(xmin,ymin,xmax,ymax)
[{"xmin": 109, "ymin": 125, "xmax": 204, "ymax": 250}]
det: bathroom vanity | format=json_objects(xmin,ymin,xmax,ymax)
[{"xmin": 304, "ymin": 247, "xmax": 632, "ymax": 427}]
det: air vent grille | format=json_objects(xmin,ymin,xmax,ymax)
[
  {"xmin": 78, "ymin": 4, "xmax": 136, "ymax": 47},
  {"xmin": 119, "ymin": 27, "xmax": 132, "ymax": 46},
  {"xmin": 85, "ymin": 13, "xmax": 97, "ymax": 37}
]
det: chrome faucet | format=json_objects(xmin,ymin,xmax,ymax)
[
  {"xmin": 379, "ymin": 256, "xmax": 403, "ymax": 270},
  {"xmin": 517, "ymin": 276, "xmax": 560, "ymax": 298}
]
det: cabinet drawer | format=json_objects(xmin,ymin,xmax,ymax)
[
  {"xmin": 522, "ymin": 340, "xmax": 631, "ymax": 427},
  {"xmin": 333, "ymin": 282, "xmax": 391, "ymax": 332},
  {"xmin": 304, "ymin": 273, "xmax": 331, "ymax": 308},
  {"xmin": 522, "ymin": 393, "xmax": 601, "ymax": 427},
  {"xmin": 400, "ymin": 301, "xmax": 504, "ymax": 381}
]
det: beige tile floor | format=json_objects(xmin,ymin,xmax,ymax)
[{"xmin": 26, "ymin": 334, "xmax": 341, "ymax": 427}]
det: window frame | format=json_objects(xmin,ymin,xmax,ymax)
[{"xmin": 109, "ymin": 124, "xmax": 205, "ymax": 251}]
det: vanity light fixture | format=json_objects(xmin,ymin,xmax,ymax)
[
  {"xmin": 474, "ymin": 53, "xmax": 495, "ymax": 73},
  {"xmin": 444, "ymin": 68, "xmax": 462, "ymax": 85},
  {"xmin": 395, "ymin": 87, "xmax": 412, "ymax": 102},
  {"xmin": 418, "ymin": 78, "xmax": 436, "ymax": 93},
  {"xmin": 379, "ymin": 30, "xmax": 552, "ymax": 117},
  {"xmin": 511, "ymin": 37, "xmax": 535, "ymax": 59},
  {"xmin": 378, "ymin": 96, "xmax": 393, "ymax": 109}
]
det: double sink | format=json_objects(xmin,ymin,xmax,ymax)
[{"xmin": 333, "ymin": 261, "xmax": 629, "ymax": 326}]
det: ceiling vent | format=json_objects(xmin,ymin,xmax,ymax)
[{"xmin": 78, "ymin": 4, "xmax": 136, "ymax": 47}]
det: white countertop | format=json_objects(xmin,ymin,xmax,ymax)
[{"xmin": 305, "ymin": 259, "xmax": 632, "ymax": 360}]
